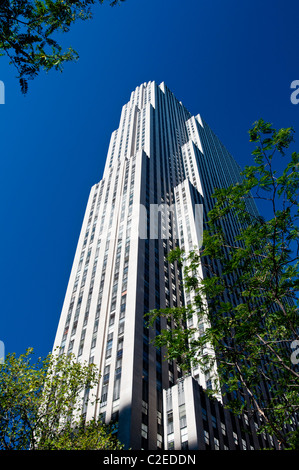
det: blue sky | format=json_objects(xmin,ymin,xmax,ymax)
[{"xmin": 0, "ymin": 0, "xmax": 298, "ymax": 359}]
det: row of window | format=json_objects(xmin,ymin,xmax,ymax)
[{"xmin": 99, "ymin": 157, "xmax": 136, "ymax": 416}]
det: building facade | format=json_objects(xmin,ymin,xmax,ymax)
[
  {"xmin": 52, "ymin": 81, "xmax": 283, "ymax": 450},
  {"xmin": 163, "ymin": 375, "xmax": 279, "ymax": 450}
]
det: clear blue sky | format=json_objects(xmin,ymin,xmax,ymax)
[{"xmin": 0, "ymin": 0, "xmax": 298, "ymax": 359}]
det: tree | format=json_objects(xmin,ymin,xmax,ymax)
[
  {"xmin": 0, "ymin": 348, "xmax": 123, "ymax": 450},
  {"xmin": 0, "ymin": 0, "xmax": 125, "ymax": 94},
  {"xmin": 149, "ymin": 119, "xmax": 299, "ymax": 449}
]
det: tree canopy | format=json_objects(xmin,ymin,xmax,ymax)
[
  {"xmin": 0, "ymin": 348, "xmax": 123, "ymax": 450},
  {"xmin": 0, "ymin": 0, "xmax": 125, "ymax": 94}
]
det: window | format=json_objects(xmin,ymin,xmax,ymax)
[
  {"xmin": 67, "ymin": 340, "xmax": 74, "ymax": 353},
  {"xmin": 120, "ymin": 295, "xmax": 126, "ymax": 316},
  {"xmin": 115, "ymin": 363, "xmax": 122, "ymax": 381},
  {"xmin": 91, "ymin": 335, "xmax": 97, "ymax": 349},
  {"xmin": 206, "ymin": 378, "xmax": 212, "ymax": 390},
  {"xmin": 179, "ymin": 404, "xmax": 187, "ymax": 429},
  {"xmin": 78, "ymin": 339, "xmax": 85, "ymax": 357},
  {"xmin": 113, "ymin": 378, "xmax": 121, "ymax": 401},
  {"xmin": 157, "ymin": 433, "xmax": 163, "ymax": 449},
  {"xmin": 93, "ymin": 319, "xmax": 99, "ymax": 334},
  {"xmin": 167, "ymin": 412, "xmax": 174, "ymax": 434},
  {"xmin": 106, "ymin": 333, "xmax": 113, "ymax": 358},
  {"xmin": 204, "ymin": 430, "xmax": 209, "ymax": 445},
  {"xmin": 101, "ymin": 384, "xmax": 108, "ymax": 405},
  {"xmin": 167, "ymin": 434, "xmax": 174, "ymax": 449},
  {"xmin": 103, "ymin": 365, "xmax": 110, "ymax": 384},
  {"xmin": 142, "ymin": 400, "xmax": 148, "ymax": 415},
  {"xmin": 181, "ymin": 427, "xmax": 188, "ymax": 445},
  {"xmin": 118, "ymin": 319, "xmax": 125, "ymax": 335},
  {"xmin": 109, "ymin": 313, "xmax": 115, "ymax": 326},
  {"xmin": 141, "ymin": 423, "xmax": 148, "ymax": 439},
  {"xmin": 211, "ymin": 415, "xmax": 217, "ymax": 429}
]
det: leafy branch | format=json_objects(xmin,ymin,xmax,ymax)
[{"xmin": 0, "ymin": 0, "xmax": 125, "ymax": 93}]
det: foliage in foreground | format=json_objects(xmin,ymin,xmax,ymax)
[
  {"xmin": 0, "ymin": 0, "xmax": 125, "ymax": 93},
  {"xmin": 0, "ymin": 348, "xmax": 123, "ymax": 450}
]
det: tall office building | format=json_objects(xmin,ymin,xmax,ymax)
[{"xmin": 52, "ymin": 81, "xmax": 277, "ymax": 450}]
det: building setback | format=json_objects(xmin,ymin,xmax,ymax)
[
  {"xmin": 52, "ymin": 81, "xmax": 290, "ymax": 450},
  {"xmin": 163, "ymin": 375, "xmax": 278, "ymax": 450}
]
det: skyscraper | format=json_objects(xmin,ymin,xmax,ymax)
[{"xmin": 52, "ymin": 81, "xmax": 278, "ymax": 450}]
